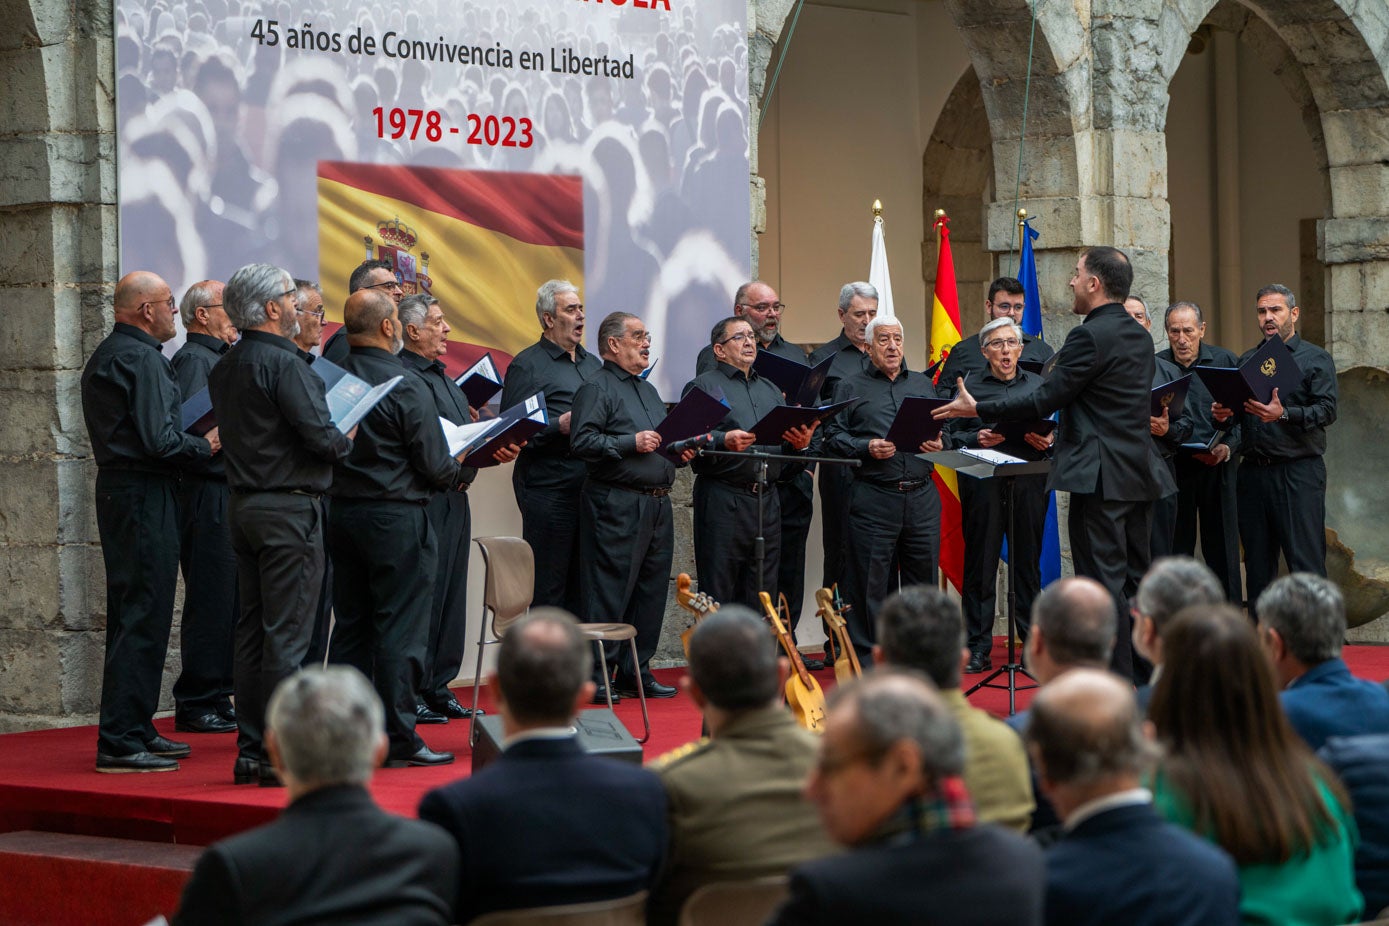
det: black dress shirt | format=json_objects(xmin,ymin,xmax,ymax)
[
  {"xmin": 1152, "ymin": 354, "xmax": 1194, "ymax": 459},
  {"xmin": 171, "ymin": 332, "xmax": 231, "ymax": 479},
  {"xmin": 331, "ymin": 347, "xmax": 466, "ymax": 502},
  {"xmin": 500, "ymin": 337, "xmax": 603, "ymax": 491},
  {"xmin": 945, "ymin": 369, "xmax": 1048, "ymax": 461},
  {"xmin": 683, "ymin": 363, "xmax": 805, "ymax": 483},
  {"xmin": 1229, "ymin": 335, "xmax": 1337, "ymax": 462},
  {"xmin": 807, "ymin": 331, "xmax": 872, "ymax": 402},
  {"xmin": 206, "ymin": 328, "xmax": 351, "ymax": 492},
  {"xmin": 694, "ymin": 332, "xmax": 808, "ymax": 377},
  {"xmin": 81, "ymin": 322, "xmax": 212, "ymax": 472},
  {"xmin": 824, "ymin": 366, "xmax": 938, "ymax": 486},
  {"xmin": 571, "ymin": 360, "xmax": 677, "ymax": 489},
  {"xmin": 936, "ymin": 331, "xmax": 1054, "ymax": 394},
  {"xmin": 399, "ymin": 349, "xmax": 477, "ymax": 487},
  {"xmin": 1157, "ymin": 341, "xmax": 1241, "ymax": 451}
]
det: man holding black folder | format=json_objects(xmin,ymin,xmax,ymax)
[
  {"xmin": 1157, "ymin": 301, "xmax": 1243, "ymax": 602},
  {"xmin": 169, "ymin": 278, "xmax": 238, "ymax": 734},
  {"xmin": 934, "ymin": 247, "xmax": 1174, "ymax": 681},
  {"xmin": 572, "ymin": 312, "xmax": 697, "ymax": 701},
  {"xmin": 328, "ymin": 289, "xmax": 473, "ymax": 767},
  {"xmin": 209, "ymin": 263, "xmax": 352, "ymax": 785},
  {"xmin": 823, "ymin": 316, "xmax": 944, "ymax": 662},
  {"xmin": 683, "ymin": 317, "xmax": 816, "ymax": 611},
  {"xmin": 1212, "ymin": 284, "xmax": 1337, "ymax": 616}
]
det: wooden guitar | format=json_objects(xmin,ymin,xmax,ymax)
[
  {"xmin": 759, "ymin": 591, "xmax": 827, "ymax": 733},
  {"xmin": 815, "ymin": 587, "xmax": 863, "ymax": 683},
  {"xmin": 675, "ymin": 573, "xmax": 719, "ymax": 660}
]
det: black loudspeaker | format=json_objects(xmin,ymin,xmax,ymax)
[{"xmin": 470, "ymin": 709, "xmax": 644, "ymax": 773}]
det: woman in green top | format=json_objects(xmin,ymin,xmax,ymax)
[{"xmin": 1147, "ymin": 604, "xmax": 1362, "ymax": 926}]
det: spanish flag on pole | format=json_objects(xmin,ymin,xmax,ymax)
[
  {"xmin": 930, "ymin": 213, "xmax": 965, "ymax": 593},
  {"xmin": 317, "ymin": 162, "xmax": 584, "ymax": 379}
]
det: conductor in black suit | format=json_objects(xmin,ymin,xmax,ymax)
[
  {"xmin": 936, "ymin": 247, "xmax": 1175, "ymax": 680},
  {"xmin": 768, "ymin": 671, "xmax": 1045, "ymax": 925},
  {"xmin": 172, "ymin": 666, "xmax": 459, "ymax": 926}
]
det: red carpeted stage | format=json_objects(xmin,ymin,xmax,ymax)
[{"xmin": 3, "ymin": 642, "xmax": 1388, "ymax": 925}]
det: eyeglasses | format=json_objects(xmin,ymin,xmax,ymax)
[
  {"xmin": 984, "ymin": 338, "xmax": 1021, "ymax": 350},
  {"xmin": 363, "ymin": 279, "xmax": 404, "ymax": 292},
  {"xmin": 624, "ymin": 331, "xmax": 652, "ymax": 343},
  {"xmin": 719, "ymin": 331, "xmax": 756, "ymax": 345},
  {"xmin": 299, "ymin": 307, "xmax": 326, "ymax": 319},
  {"xmin": 139, "ymin": 297, "xmax": 176, "ymax": 312},
  {"xmin": 738, "ymin": 301, "xmax": 786, "ymax": 314},
  {"xmin": 200, "ymin": 302, "xmax": 223, "ymax": 310},
  {"xmin": 991, "ymin": 301, "xmax": 1025, "ymax": 313}
]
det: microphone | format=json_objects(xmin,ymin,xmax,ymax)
[{"xmin": 666, "ymin": 433, "xmax": 716, "ymax": 455}]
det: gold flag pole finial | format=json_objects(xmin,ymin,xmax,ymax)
[
  {"xmin": 1017, "ymin": 207, "xmax": 1028, "ymax": 227},
  {"xmin": 872, "ymin": 199, "xmax": 883, "ymax": 217}
]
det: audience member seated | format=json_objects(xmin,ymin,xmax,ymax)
[
  {"xmin": 875, "ymin": 585, "xmax": 1034, "ymax": 832},
  {"xmin": 1320, "ymin": 733, "xmax": 1389, "ymax": 918},
  {"xmin": 1149, "ymin": 604, "xmax": 1364, "ymax": 925},
  {"xmin": 767, "ymin": 671, "xmax": 1044, "ymax": 926},
  {"xmin": 1131, "ymin": 556, "xmax": 1224, "ymax": 712},
  {"xmin": 1027, "ymin": 668, "xmax": 1240, "ymax": 926},
  {"xmin": 418, "ymin": 608, "xmax": 666, "ymax": 924},
  {"xmin": 647, "ymin": 607, "xmax": 836, "ymax": 925},
  {"xmin": 1009, "ymin": 576, "xmax": 1118, "ymax": 839},
  {"xmin": 1257, "ymin": 573, "xmax": 1389, "ymax": 751},
  {"xmin": 172, "ymin": 667, "xmax": 458, "ymax": 926}
]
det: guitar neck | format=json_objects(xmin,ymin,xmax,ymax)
[{"xmin": 760, "ymin": 592, "xmax": 814, "ymax": 687}]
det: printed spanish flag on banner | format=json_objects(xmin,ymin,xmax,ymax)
[
  {"xmin": 930, "ymin": 213, "xmax": 965, "ymax": 593},
  {"xmin": 317, "ymin": 162, "xmax": 583, "ymax": 378}
]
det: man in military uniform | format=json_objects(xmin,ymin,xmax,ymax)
[{"xmin": 649, "ymin": 608, "xmax": 835, "ymax": 925}]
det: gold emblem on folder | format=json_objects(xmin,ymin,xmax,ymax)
[
  {"xmin": 1160, "ymin": 392, "xmax": 1174, "ymax": 409},
  {"xmin": 1260, "ymin": 358, "xmax": 1277, "ymax": 377}
]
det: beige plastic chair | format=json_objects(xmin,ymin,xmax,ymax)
[
  {"xmin": 677, "ymin": 876, "xmax": 789, "ymax": 926},
  {"xmin": 469, "ymin": 889, "xmax": 648, "ymax": 925},
  {"xmin": 470, "ymin": 536, "xmax": 650, "ymax": 746}
]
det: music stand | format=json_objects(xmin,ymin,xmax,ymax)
[{"xmin": 925, "ymin": 449, "xmax": 1051, "ymax": 715}]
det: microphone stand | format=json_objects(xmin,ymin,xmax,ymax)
[{"xmin": 694, "ymin": 447, "xmax": 858, "ymax": 631}]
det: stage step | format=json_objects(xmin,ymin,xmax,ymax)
[{"xmin": 0, "ymin": 830, "xmax": 200, "ymax": 926}]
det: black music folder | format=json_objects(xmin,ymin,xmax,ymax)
[
  {"xmin": 453, "ymin": 352, "xmax": 504, "ymax": 409},
  {"xmin": 993, "ymin": 417, "xmax": 1055, "ymax": 446},
  {"xmin": 657, "ymin": 386, "xmax": 730, "ymax": 458},
  {"xmin": 884, "ymin": 396, "xmax": 951, "ymax": 448},
  {"xmin": 1194, "ymin": 336, "xmax": 1302, "ymax": 409},
  {"xmin": 752, "ymin": 351, "xmax": 835, "ymax": 407},
  {"xmin": 441, "ymin": 392, "xmax": 549, "ymax": 467},
  {"xmin": 1018, "ymin": 359, "xmax": 1046, "ymax": 376},
  {"xmin": 748, "ymin": 399, "xmax": 855, "ymax": 445},
  {"xmin": 1152, "ymin": 373, "xmax": 1192, "ymax": 419},
  {"xmin": 180, "ymin": 387, "xmax": 217, "ymax": 436},
  {"xmin": 310, "ymin": 357, "xmax": 404, "ymax": 435}
]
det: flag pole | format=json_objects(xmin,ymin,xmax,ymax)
[
  {"xmin": 933, "ymin": 206, "xmax": 948, "ymax": 594},
  {"xmin": 1015, "ymin": 208, "xmax": 1027, "ymax": 263}
]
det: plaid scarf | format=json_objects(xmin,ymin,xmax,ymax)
[{"xmin": 874, "ymin": 776, "xmax": 978, "ymax": 846}]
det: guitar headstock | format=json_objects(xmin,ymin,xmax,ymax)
[
  {"xmin": 676, "ymin": 573, "xmax": 719, "ymax": 616},
  {"xmin": 816, "ymin": 587, "xmax": 847, "ymax": 630}
]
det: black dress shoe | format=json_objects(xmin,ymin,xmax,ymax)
[
  {"xmin": 233, "ymin": 756, "xmax": 260, "ymax": 785},
  {"xmin": 426, "ymin": 695, "xmax": 481, "ymax": 720},
  {"xmin": 591, "ymin": 679, "xmax": 621, "ymax": 704},
  {"xmin": 257, "ymin": 762, "xmax": 283, "ymax": 788},
  {"xmin": 386, "ymin": 745, "xmax": 455, "ymax": 767},
  {"xmin": 217, "ymin": 705, "xmax": 237, "ymax": 723},
  {"xmin": 965, "ymin": 653, "xmax": 992, "ymax": 674},
  {"xmin": 144, "ymin": 735, "xmax": 192, "ymax": 759},
  {"xmin": 802, "ymin": 657, "xmax": 827, "ymax": 672},
  {"xmin": 414, "ymin": 702, "xmax": 449, "ymax": 725},
  {"xmin": 175, "ymin": 712, "xmax": 237, "ymax": 734},
  {"xmin": 96, "ymin": 751, "xmax": 179, "ymax": 773},
  {"xmin": 614, "ymin": 677, "xmax": 678, "ymax": 700}
]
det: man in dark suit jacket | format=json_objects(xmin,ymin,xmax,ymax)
[
  {"xmin": 768, "ymin": 672, "xmax": 1044, "ymax": 926},
  {"xmin": 419, "ymin": 609, "xmax": 667, "ymax": 924},
  {"xmin": 1027, "ymin": 669, "xmax": 1240, "ymax": 926},
  {"xmin": 172, "ymin": 666, "xmax": 458, "ymax": 926},
  {"xmin": 936, "ymin": 246, "xmax": 1175, "ymax": 679},
  {"xmin": 1258, "ymin": 574, "xmax": 1389, "ymax": 751}
]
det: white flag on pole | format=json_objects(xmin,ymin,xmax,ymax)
[{"xmin": 869, "ymin": 209, "xmax": 896, "ymax": 320}]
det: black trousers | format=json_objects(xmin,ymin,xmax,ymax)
[
  {"xmin": 173, "ymin": 476, "xmax": 237, "ymax": 716},
  {"xmin": 421, "ymin": 489, "xmax": 471, "ymax": 705},
  {"xmin": 842, "ymin": 480, "xmax": 939, "ymax": 661},
  {"xmin": 94, "ymin": 469, "xmax": 181, "ymax": 756},
  {"xmin": 1239, "ymin": 455, "xmax": 1327, "ymax": 618},
  {"xmin": 778, "ymin": 472, "xmax": 815, "ymax": 632},
  {"xmin": 1149, "ymin": 458, "xmax": 1180, "ymax": 559},
  {"xmin": 229, "ymin": 491, "xmax": 324, "ymax": 762},
  {"xmin": 959, "ymin": 472, "xmax": 1047, "ymax": 657},
  {"xmin": 301, "ymin": 498, "xmax": 334, "ymax": 668},
  {"xmin": 1173, "ymin": 455, "xmax": 1242, "ymax": 603},
  {"xmin": 514, "ymin": 473, "xmax": 584, "ymax": 615},
  {"xmin": 329, "ymin": 498, "xmax": 437, "ymax": 758},
  {"xmin": 1068, "ymin": 492, "xmax": 1152, "ymax": 681},
  {"xmin": 692, "ymin": 478, "xmax": 781, "ymax": 612},
  {"xmin": 578, "ymin": 481, "xmax": 672, "ymax": 679},
  {"xmin": 817, "ymin": 463, "xmax": 854, "ymax": 592}
]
